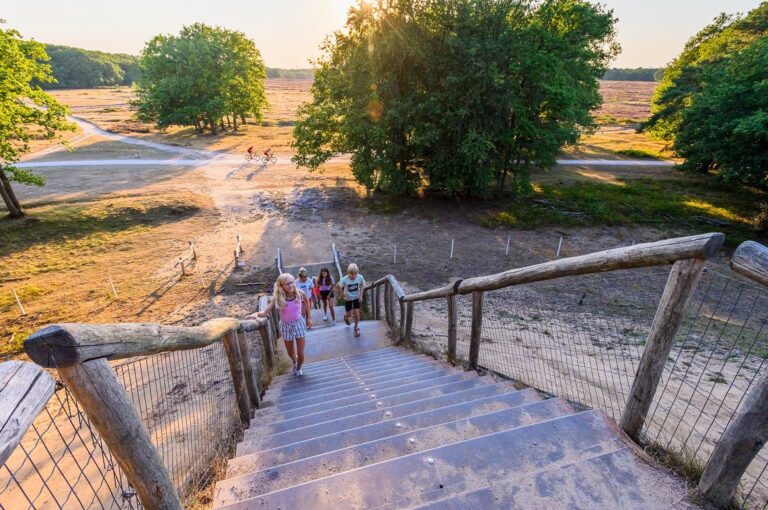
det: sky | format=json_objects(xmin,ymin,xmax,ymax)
[{"xmin": 3, "ymin": 0, "xmax": 764, "ymax": 68}]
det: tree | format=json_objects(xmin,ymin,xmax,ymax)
[
  {"xmin": 292, "ymin": 0, "xmax": 617, "ymax": 197},
  {"xmin": 0, "ymin": 22, "xmax": 76, "ymax": 218},
  {"xmin": 133, "ymin": 24, "xmax": 267, "ymax": 134},
  {"xmin": 41, "ymin": 45, "xmax": 140, "ymax": 89}
]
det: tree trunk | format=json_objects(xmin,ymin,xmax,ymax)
[
  {"xmin": 240, "ymin": 114, "xmax": 246, "ymax": 125},
  {"xmin": 0, "ymin": 168, "xmax": 24, "ymax": 218},
  {"xmin": 226, "ymin": 115, "xmax": 231, "ymax": 128},
  {"xmin": 232, "ymin": 113, "xmax": 238, "ymax": 131}
]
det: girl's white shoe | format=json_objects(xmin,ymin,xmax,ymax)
[{"xmin": 323, "ymin": 314, "xmax": 328, "ymax": 321}]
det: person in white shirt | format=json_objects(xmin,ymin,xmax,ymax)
[
  {"xmin": 295, "ymin": 267, "xmax": 314, "ymax": 327},
  {"xmin": 337, "ymin": 263, "xmax": 365, "ymax": 337}
]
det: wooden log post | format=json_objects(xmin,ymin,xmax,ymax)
[
  {"xmin": 386, "ymin": 283, "xmax": 397, "ymax": 331},
  {"xmin": 732, "ymin": 240, "xmax": 768, "ymax": 286},
  {"xmin": 58, "ymin": 359, "xmax": 183, "ymax": 510},
  {"xmin": 383, "ymin": 283, "xmax": 391, "ymax": 326},
  {"xmin": 698, "ymin": 370, "xmax": 768, "ymax": 508},
  {"xmin": 621, "ymin": 258, "xmax": 707, "ymax": 439},
  {"xmin": 399, "ymin": 299, "xmax": 406, "ymax": 343},
  {"xmin": 237, "ymin": 329, "xmax": 260, "ymax": 410},
  {"xmin": 374, "ymin": 285, "xmax": 381, "ymax": 320},
  {"xmin": 447, "ymin": 294, "xmax": 458, "ymax": 364},
  {"xmin": 0, "ymin": 362, "xmax": 56, "ymax": 466},
  {"xmin": 403, "ymin": 301, "xmax": 414, "ymax": 348},
  {"xmin": 258, "ymin": 324, "xmax": 275, "ymax": 371},
  {"xmin": 468, "ymin": 291, "xmax": 484, "ymax": 370},
  {"xmin": 222, "ymin": 332, "xmax": 251, "ymax": 427}
]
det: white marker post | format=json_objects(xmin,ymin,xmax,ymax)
[
  {"xmin": 108, "ymin": 276, "xmax": 119, "ymax": 298},
  {"xmin": 12, "ymin": 289, "xmax": 25, "ymax": 316},
  {"xmin": 505, "ymin": 236, "xmax": 511, "ymax": 256},
  {"xmin": 393, "ymin": 245, "xmax": 397, "ymax": 265},
  {"xmin": 450, "ymin": 239, "xmax": 455, "ymax": 259},
  {"xmin": 556, "ymin": 235, "xmax": 564, "ymax": 258},
  {"xmin": 198, "ymin": 266, "xmax": 205, "ymax": 288}
]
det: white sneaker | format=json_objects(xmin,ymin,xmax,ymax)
[
  {"xmin": 323, "ymin": 313, "xmax": 328, "ymax": 321},
  {"xmin": 297, "ymin": 368, "xmax": 304, "ymax": 376},
  {"xmin": 331, "ymin": 319, "xmax": 336, "ymax": 325}
]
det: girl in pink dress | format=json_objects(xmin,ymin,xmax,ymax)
[{"xmin": 257, "ymin": 273, "xmax": 312, "ymax": 376}]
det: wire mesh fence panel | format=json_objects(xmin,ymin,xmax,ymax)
[
  {"xmin": 113, "ymin": 341, "xmax": 240, "ymax": 505},
  {"xmin": 643, "ymin": 269, "xmax": 768, "ymax": 507},
  {"xmin": 465, "ymin": 268, "xmax": 669, "ymax": 421},
  {"xmin": 1, "ymin": 384, "xmax": 135, "ymax": 510},
  {"xmin": 410, "ymin": 298, "xmax": 450, "ymax": 362}
]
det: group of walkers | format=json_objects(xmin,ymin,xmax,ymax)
[{"xmin": 256, "ymin": 263, "xmax": 366, "ymax": 376}]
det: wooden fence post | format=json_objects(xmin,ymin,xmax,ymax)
[
  {"xmin": 468, "ymin": 291, "xmax": 484, "ymax": 370},
  {"xmin": 620, "ymin": 258, "xmax": 707, "ymax": 439},
  {"xmin": 237, "ymin": 329, "xmax": 260, "ymax": 409},
  {"xmin": 259, "ymin": 324, "xmax": 275, "ymax": 371},
  {"xmin": 387, "ymin": 283, "xmax": 397, "ymax": 330},
  {"xmin": 383, "ymin": 283, "xmax": 391, "ymax": 326},
  {"xmin": 447, "ymin": 294, "xmax": 458, "ymax": 364},
  {"xmin": 374, "ymin": 285, "xmax": 381, "ymax": 320},
  {"xmin": 698, "ymin": 363, "xmax": 768, "ymax": 507},
  {"xmin": 399, "ymin": 298, "xmax": 406, "ymax": 343},
  {"xmin": 404, "ymin": 301, "xmax": 414, "ymax": 347},
  {"xmin": 58, "ymin": 359, "xmax": 183, "ymax": 510},
  {"xmin": 222, "ymin": 332, "xmax": 251, "ymax": 426}
]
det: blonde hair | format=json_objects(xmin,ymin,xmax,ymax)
[
  {"xmin": 347, "ymin": 263, "xmax": 359, "ymax": 275},
  {"xmin": 272, "ymin": 273, "xmax": 300, "ymax": 310}
]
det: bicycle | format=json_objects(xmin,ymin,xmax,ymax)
[
  {"xmin": 245, "ymin": 153, "xmax": 276, "ymax": 163},
  {"xmin": 261, "ymin": 155, "xmax": 277, "ymax": 164}
]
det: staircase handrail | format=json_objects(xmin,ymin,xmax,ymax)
[
  {"xmin": 22, "ymin": 315, "xmax": 278, "ymax": 509},
  {"xmin": 331, "ymin": 243, "xmax": 344, "ymax": 282}
]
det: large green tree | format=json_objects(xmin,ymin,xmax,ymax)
[
  {"xmin": 0, "ymin": 22, "xmax": 75, "ymax": 218},
  {"xmin": 133, "ymin": 24, "xmax": 267, "ymax": 134},
  {"xmin": 292, "ymin": 0, "xmax": 617, "ymax": 197},
  {"xmin": 643, "ymin": 2, "xmax": 768, "ymax": 186}
]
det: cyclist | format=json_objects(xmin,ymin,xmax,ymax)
[
  {"xmin": 246, "ymin": 146, "xmax": 255, "ymax": 159},
  {"xmin": 264, "ymin": 147, "xmax": 273, "ymax": 160}
]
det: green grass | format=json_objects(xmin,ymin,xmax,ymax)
[
  {"xmin": 614, "ymin": 148, "xmax": 663, "ymax": 160},
  {"xmin": 483, "ymin": 178, "xmax": 763, "ymax": 248}
]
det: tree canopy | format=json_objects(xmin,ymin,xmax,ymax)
[
  {"xmin": 602, "ymin": 68, "xmax": 661, "ymax": 81},
  {"xmin": 0, "ymin": 22, "xmax": 76, "ymax": 218},
  {"xmin": 133, "ymin": 23, "xmax": 268, "ymax": 134},
  {"xmin": 292, "ymin": 0, "xmax": 618, "ymax": 197},
  {"xmin": 41, "ymin": 45, "xmax": 139, "ymax": 89},
  {"xmin": 643, "ymin": 2, "xmax": 768, "ymax": 186}
]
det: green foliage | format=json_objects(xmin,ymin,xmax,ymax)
[
  {"xmin": 614, "ymin": 149, "xmax": 662, "ymax": 160},
  {"xmin": 265, "ymin": 68, "xmax": 314, "ymax": 79},
  {"xmin": 484, "ymin": 178, "xmax": 761, "ymax": 247},
  {"xmin": 292, "ymin": 0, "xmax": 618, "ymax": 198},
  {"xmin": 41, "ymin": 45, "xmax": 140, "ymax": 88},
  {"xmin": 0, "ymin": 21, "xmax": 76, "ymax": 217},
  {"xmin": 602, "ymin": 68, "xmax": 661, "ymax": 81},
  {"xmin": 133, "ymin": 23, "xmax": 268, "ymax": 134},
  {"xmin": 643, "ymin": 3, "xmax": 768, "ymax": 187}
]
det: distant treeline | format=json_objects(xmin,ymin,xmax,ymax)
[
  {"xmin": 266, "ymin": 67, "xmax": 314, "ymax": 79},
  {"xmin": 41, "ymin": 45, "xmax": 140, "ymax": 88},
  {"xmin": 39, "ymin": 44, "xmax": 314, "ymax": 88},
  {"xmin": 602, "ymin": 68, "xmax": 662, "ymax": 81}
]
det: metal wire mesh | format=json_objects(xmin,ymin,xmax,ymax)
[
  {"xmin": 1, "ymin": 383, "xmax": 134, "ymax": 510},
  {"xmin": 112, "ymin": 340, "xmax": 242, "ymax": 505},
  {"xmin": 409, "ymin": 265, "xmax": 768, "ymax": 508}
]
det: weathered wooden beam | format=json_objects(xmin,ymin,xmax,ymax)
[
  {"xmin": 458, "ymin": 233, "xmax": 723, "ymax": 295},
  {"xmin": 258, "ymin": 323, "xmax": 275, "ymax": 371},
  {"xmin": 0, "ymin": 362, "xmax": 56, "ymax": 466},
  {"xmin": 403, "ymin": 284, "xmax": 454, "ymax": 303},
  {"xmin": 404, "ymin": 301, "xmax": 414, "ymax": 347},
  {"xmin": 383, "ymin": 283, "xmax": 392, "ymax": 327},
  {"xmin": 698, "ymin": 370, "xmax": 768, "ymax": 508},
  {"xmin": 468, "ymin": 292, "xmax": 484, "ymax": 370},
  {"xmin": 25, "ymin": 318, "xmax": 243, "ymax": 368},
  {"xmin": 399, "ymin": 299, "xmax": 406, "ymax": 343},
  {"xmin": 374, "ymin": 285, "xmax": 382, "ymax": 321},
  {"xmin": 731, "ymin": 241, "xmax": 768, "ymax": 287},
  {"xmin": 237, "ymin": 330, "xmax": 261, "ymax": 410},
  {"xmin": 222, "ymin": 332, "xmax": 251, "ymax": 426},
  {"xmin": 447, "ymin": 294, "xmax": 458, "ymax": 364},
  {"xmin": 59, "ymin": 359, "xmax": 182, "ymax": 509},
  {"xmin": 621, "ymin": 258, "xmax": 707, "ymax": 439}
]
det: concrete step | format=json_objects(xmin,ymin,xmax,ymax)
[
  {"xmin": 215, "ymin": 398, "xmax": 572, "ymax": 506},
  {"xmin": 229, "ymin": 388, "xmax": 541, "ymax": 477},
  {"xmin": 256, "ymin": 371, "xmax": 476, "ymax": 429},
  {"xmin": 407, "ymin": 448, "xmax": 693, "ymax": 509},
  {"xmin": 216, "ymin": 410, "xmax": 626, "ymax": 509},
  {"xmin": 299, "ymin": 320, "xmax": 393, "ymax": 363},
  {"xmin": 270, "ymin": 348, "xmax": 413, "ymax": 384},
  {"xmin": 238, "ymin": 379, "xmax": 510, "ymax": 455},
  {"xmin": 270, "ymin": 361, "xmax": 448, "ymax": 402}
]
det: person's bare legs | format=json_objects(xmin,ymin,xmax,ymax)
[
  {"xmin": 296, "ymin": 337, "xmax": 306, "ymax": 371},
  {"xmin": 353, "ymin": 308, "xmax": 361, "ymax": 336},
  {"xmin": 328, "ymin": 299, "xmax": 336, "ymax": 321},
  {"xmin": 284, "ymin": 339, "xmax": 296, "ymax": 372}
]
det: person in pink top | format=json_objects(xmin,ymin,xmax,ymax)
[{"xmin": 257, "ymin": 273, "xmax": 312, "ymax": 376}]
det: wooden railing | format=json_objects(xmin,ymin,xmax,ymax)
[
  {"xmin": 697, "ymin": 241, "xmax": 768, "ymax": 507},
  {"xmin": 21, "ymin": 314, "xmax": 279, "ymax": 509},
  {"xmin": 365, "ymin": 233, "xmax": 724, "ymax": 442}
]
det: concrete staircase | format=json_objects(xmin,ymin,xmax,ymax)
[{"xmin": 213, "ymin": 318, "xmax": 694, "ymax": 509}]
